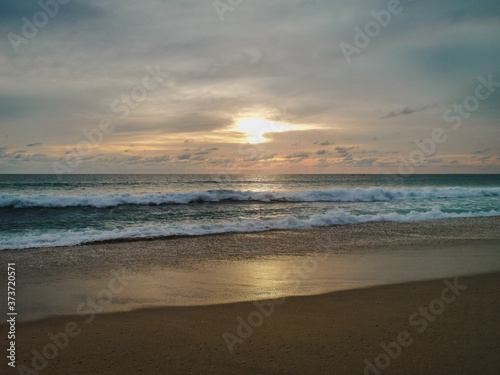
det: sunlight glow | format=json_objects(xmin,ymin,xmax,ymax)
[{"xmin": 236, "ymin": 118, "xmax": 297, "ymax": 144}]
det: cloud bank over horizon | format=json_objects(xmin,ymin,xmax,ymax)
[{"xmin": 0, "ymin": 0, "xmax": 499, "ymax": 174}]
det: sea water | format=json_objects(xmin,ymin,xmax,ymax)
[{"xmin": 0, "ymin": 174, "xmax": 499, "ymax": 250}]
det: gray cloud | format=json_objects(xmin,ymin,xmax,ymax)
[
  {"xmin": 285, "ymin": 152, "xmax": 311, "ymax": 159},
  {"xmin": 335, "ymin": 146, "xmax": 355, "ymax": 157},
  {"xmin": 0, "ymin": 0, "xmax": 102, "ymax": 24},
  {"xmin": 314, "ymin": 140, "xmax": 333, "ymax": 146},
  {"xmin": 381, "ymin": 104, "xmax": 436, "ymax": 119},
  {"xmin": 473, "ymin": 149, "xmax": 490, "ymax": 154},
  {"xmin": 145, "ymin": 155, "xmax": 171, "ymax": 164},
  {"xmin": 0, "ymin": 95, "xmax": 44, "ymax": 121},
  {"xmin": 354, "ymin": 158, "xmax": 378, "ymax": 167},
  {"xmin": 244, "ymin": 153, "xmax": 278, "ymax": 162},
  {"xmin": 177, "ymin": 154, "xmax": 191, "ymax": 160}
]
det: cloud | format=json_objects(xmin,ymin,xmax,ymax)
[
  {"xmin": 315, "ymin": 159, "xmax": 330, "ymax": 168},
  {"xmin": 191, "ymin": 155, "xmax": 208, "ymax": 161},
  {"xmin": 0, "ymin": 0, "xmax": 499, "ymax": 174},
  {"xmin": 0, "ymin": 94, "xmax": 45, "ymax": 121},
  {"xmin": 0, "ymin": 0, "xmax": 102, "ymax": 24},
  {"xmin": 314, "ymin": 140, "xmax": 333, "ymax": 146},
  {"xmin": 0, "ymin": 147, "xmax": 55, "ymax": 163},
  {"xmin": 195, "ymin": 147, "xmax": 219, "ymax": 155},
  {"xmin": 472, "ymin": 149, "xmax": 490, "ymax": 154},
  {"xmin": 123, "ymin": 155, "xmax": 143, "ymax": 163},
  {"xmin": 335, "ymin": 146, "xmax": 355, "ymax": 157},
  {"xmin": 144, "ymin": 155, "xmax": 171, "ymax": 164},
  {"xmin": 177, "ymin": 154, "xmax": 191, "ymax": 160},
  {"xmin": 285, "ymin": 152, "xmax": 311, "ymax": 159},
  {"xmin": 381, "ymin": 104, "xmax": 436, "ymax": 119},
  {"xmin": 244, "ymin": 153, "xmax": 278, "ymax": 162},
  {"xmin": 354, "ymin": 158, "xmax": 378, "ymax": 167}
]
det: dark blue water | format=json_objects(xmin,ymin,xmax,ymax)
[{"xmin": 1, "ymin": 174, "xmax": 499, "ymax": 250}]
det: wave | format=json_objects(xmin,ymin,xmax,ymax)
[
  {"xmin": 1, "ymin": 187, "xmax": 500, "ymax": 208},
  {"xmin": 1, "ymin": 208, "xmax": 498, "ymax": 250}
]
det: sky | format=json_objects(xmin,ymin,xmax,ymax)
[{"xmin": 0, "ymin": 0, "xmax": 499, "ymax": 175}]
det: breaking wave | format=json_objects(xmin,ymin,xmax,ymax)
[
  {"xmin": 1, "ymin": 208, "xmax": 498, "ymax": 250},
  {"xmin": 2, "ymin": 187, "xmax": 500, "ymax": 208}
]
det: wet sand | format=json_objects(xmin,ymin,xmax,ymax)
[{"xmin": 1, "ymin": 273, "xmax": 499, "ymax": 374}]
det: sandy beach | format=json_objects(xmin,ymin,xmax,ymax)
[
  {"xmin": 1, "ymin": 217, "xmax": 500, "ymax": 374},
  {"xmin": 1, "ymin": 273, "xmax": 499, "ymax": 374}
]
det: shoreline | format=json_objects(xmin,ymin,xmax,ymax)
[
  {"xmin": 1, "ymin": 215, "xmax": 499, "ymax": 253},
  {"xmin": 2, "ymin": 272, "xmax": 500, "ymax": 374},
  {"xmin": 1, "ymin": 215, "xmax": 499, "ymax": 254},
  {"xmin": 2, "ymin": 216, "xmax": 500, "ymax": 323}
]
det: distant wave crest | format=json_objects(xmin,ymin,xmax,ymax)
[{"xmin": 1, "ymin": 187, "xmax": 500, "ymax": 208}]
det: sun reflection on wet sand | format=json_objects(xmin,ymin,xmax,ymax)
[{"xmin": 15, "ymin": 241, "xmax": 500, "ymax": 321}]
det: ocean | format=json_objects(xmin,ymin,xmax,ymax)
[{"xmin": 1, "ymin": 174, "xmax": 499, "ymax": 251}]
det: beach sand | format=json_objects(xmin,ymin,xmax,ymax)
[
  {"xmin": 2, "ymin": 273, "xmax": 499, "ymax": 374},
  {"xmin": 1, "ymin": 217, "xmax": 500, "ymax": 374}
]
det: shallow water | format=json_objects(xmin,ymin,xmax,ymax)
[{"xmin": 12, "ymin": 240, "xmax": 500, "ymax": 321}]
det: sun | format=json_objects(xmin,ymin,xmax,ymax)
[{"xmin": 236, "ymin": 118, "xmax": 297, "ymax": 144}]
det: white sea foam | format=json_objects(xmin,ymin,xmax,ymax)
[
  {"xmin": 1, "ymin": 187, "xmax": 500, "ymax": 208},
  {"xmin": 1, "ymin": 208, "xmax": 498, "ymax": 250}
]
